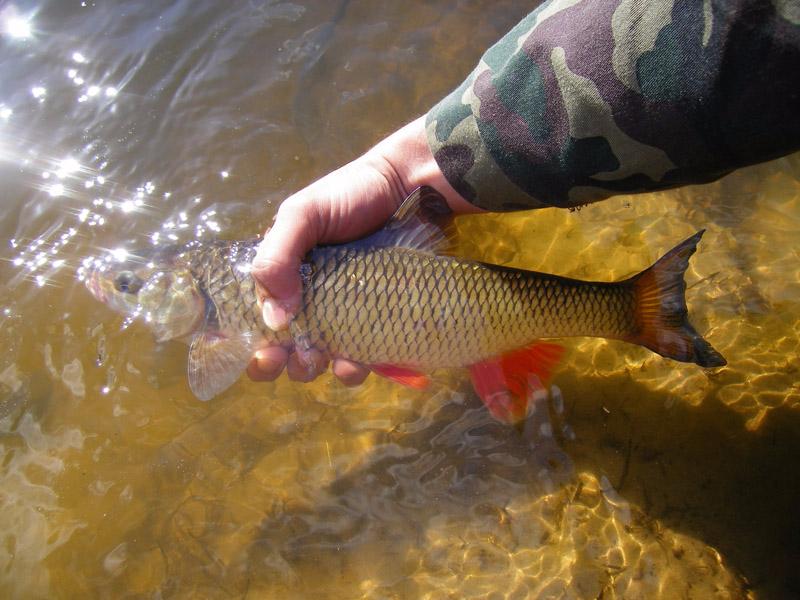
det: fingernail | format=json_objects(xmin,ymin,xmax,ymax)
[{"xmin": 262, "ymin": 298, "xmax": 292, "ymax": 331}]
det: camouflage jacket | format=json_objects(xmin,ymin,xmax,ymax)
[{"xmin": 426, "ymin": 0, "xmax": 800, "ymax": 210}]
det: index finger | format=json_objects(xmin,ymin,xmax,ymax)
[{"xmin": 252, "ymin": 199, "xmax": 321, "ymax": 329}]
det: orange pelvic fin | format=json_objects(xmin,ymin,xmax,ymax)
[
  {"xmin": 468, "ymin": 342, "xmax": 565, "ymax": 424},
  {"xmin": 371, "ymin": 364, "xmax": 430, "ymax": 389},
  {"xmin": 627, "ymin": 230, "xmax": 726, "ymax": 367}
]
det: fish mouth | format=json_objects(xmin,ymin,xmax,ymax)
[{"xmin": 85, "ymin": 267, "xmax": 108, "ymax": 303}]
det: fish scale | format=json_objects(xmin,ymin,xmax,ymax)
[
  {"xmin": 187, "ymin": 241, "xmax": 281, "ymax": 342},
  {"xmin": 291, "ymin": 245, "xmax": 638, "ymax": 367}
]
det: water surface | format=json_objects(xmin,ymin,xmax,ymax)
[{"xmin": 1, "ymin": 1, "xmax": 799, "ymax": 597}]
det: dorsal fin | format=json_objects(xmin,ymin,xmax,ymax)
[{"xmin": 356, "ymin": 186, "xmax": 457, "ymax": 255}]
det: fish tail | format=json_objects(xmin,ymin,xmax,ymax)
[{"xmin": 626, "ymin": 230, "xmax": 726, "ymax": 368}]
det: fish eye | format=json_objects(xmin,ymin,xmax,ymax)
[{"xmin": 113, "ymin": 271, "xmax": 143, "ymax": 294}]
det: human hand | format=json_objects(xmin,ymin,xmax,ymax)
[{"xmin": 247, "ymin": 116, "xmax": 480, "ymax": 386}]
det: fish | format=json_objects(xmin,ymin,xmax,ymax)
[{"xmin": 85, "ymin": 186, "xmax": 726, "ymax": 423}]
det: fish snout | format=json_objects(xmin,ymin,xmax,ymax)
[{"xmin": 85, "ymin": 268, "xmax": 108, "ymax": 303}]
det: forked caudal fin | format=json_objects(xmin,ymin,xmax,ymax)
[{"xmin": 627, "ymin": 230, "xmax": 726, "ymax": 368}]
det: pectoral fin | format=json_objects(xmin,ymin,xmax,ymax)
[
  {"xmin": 370, "ymin": 364, "xmax": 430, "ymax": 389},
  {"xmin": 188, "ymin": 332, "xmax": 257, "ymax": 401},
  {"xmin": 468, "ymin": 342, "xmax": 565, "ymax": 424}
]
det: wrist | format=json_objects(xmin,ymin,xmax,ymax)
[{"xmin": 369, "ymin": 116, "xmax": 484, "ymax": 215}]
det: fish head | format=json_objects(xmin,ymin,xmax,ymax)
[{"xmin": 84, "ymin": 246, "xmax": 206, "ymax": 342}]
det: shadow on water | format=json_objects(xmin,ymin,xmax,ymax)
[{"xmin": 559, "ymin": 370, "xmax": 800, "ymax": 598}]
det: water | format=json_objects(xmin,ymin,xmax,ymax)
[{"xmin": 1, "ymin": 1, "xmax": 798, "ymax": 597}]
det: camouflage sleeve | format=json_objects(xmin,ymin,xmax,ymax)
[{"xmin": 426, "ymin": 0, "xmax": 800, "ymax": 211}]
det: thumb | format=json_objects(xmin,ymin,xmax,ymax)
[{"xmin": 252, "ymin": 200, "xmax": 320, "ymax": 330}]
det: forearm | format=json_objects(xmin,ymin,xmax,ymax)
[{"xmin": 427, "ymin": 0, "xmax": 800, "ymax": 211}]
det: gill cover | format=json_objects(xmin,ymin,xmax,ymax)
[{"xmin": 136, "ymin": 268, "xmax": 206, "ymax": 342}]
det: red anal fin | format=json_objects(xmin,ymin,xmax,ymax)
[
  {"xmin": 468, "ymin": 342, "xmax": 565, "ymax": 424},
  {"xmin": 469, "ymin": 358, "xmax": 521, "ymax": 423},
  {"xmin": 500, "ymin": 342, "xmax": 564, "ymax": 398},
  {"xmin": 371, "ymin": 364, "xmax": 430, "ymax": 389}
]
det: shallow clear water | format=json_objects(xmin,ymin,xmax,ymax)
[{"xmin": 1, "ymin": 1, "xmax": 798, "ymax": 597}]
